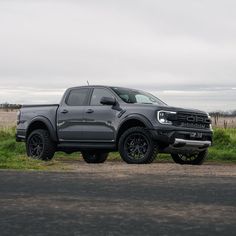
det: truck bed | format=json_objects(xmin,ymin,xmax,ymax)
[{"xmin": 17, "ymin": 104, "xmax": 59, "ymax": 141}]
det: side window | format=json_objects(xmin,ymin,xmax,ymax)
[
  {"xmin": 66, "ymin": 88, "xmax": 89, "ymax": 106},
  {"xmin": 90, "ymin": 88, "xmax": 114, "ymax": 106},
  {"xmin": 135, "ymin": 94, "xmax": 151, "ymax": 103}
]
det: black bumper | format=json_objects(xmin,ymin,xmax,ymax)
[{"xmin": 149, "ymin": 127, "xmax": 213, "ymax": 147}]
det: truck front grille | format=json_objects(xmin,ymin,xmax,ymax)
[{"xmin": 173, "ymin": 112, "xmax": 211, "ymax": 129}]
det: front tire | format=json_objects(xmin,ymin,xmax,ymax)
[
  {"xmin": 118, "ymin": 127, "xmax": 157, "ymax": 164},
  {"xmin": 171, "ymin": 150, "xmax": 208, "ymax": 165},
  {"xmin": 82, "ymin": 151, "xmax": 109, "ymax": 163},
  {"xmin": 26, "ymin": 129, "xmax": 55, "ymax": 161}
]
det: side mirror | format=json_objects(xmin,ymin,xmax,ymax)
[{"xmin": 100, "ymin": 97, "xmax": 116, "ymax": 106}]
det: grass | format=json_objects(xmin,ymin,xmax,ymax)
[
  {"xmin": 0, "ymin": 127, "xmax": 45, "ymax": 169},
  {"xmin": 0, "ymin": 127, "xmax": 236, "ymax": 170},
  {"xmin": 208, "ymin": 128, "xmax": 236, "ymax": 162}
]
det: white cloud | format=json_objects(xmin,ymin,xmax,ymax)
[{"xmin": 0, "ymin": 0, "xmax": 235, "ymax": 110}]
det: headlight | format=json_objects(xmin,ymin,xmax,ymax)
[
  {"xmin": 207, "ymin": 113, "xmax": 213, "ymax": 131},
  {"xmin": 209, "ymin": 124, "xmax": 213, "ymax": 131},
  {"xmin": 157, "ymin": 110, "xmax": 177, "ymax": 125}
]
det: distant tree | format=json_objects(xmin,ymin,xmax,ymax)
[
  {"xmin": 210, "ymin": 110, "xmax": 236, "ymax": 117},
  {"xmin": 0, "ymin": 103, "xmax": 21, "ymax": 111},
  {"xmin": 231, "ymin": 110, "xmax": 236, "ymax": 116}
]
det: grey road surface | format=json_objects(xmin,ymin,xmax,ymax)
[{"xmin": 0, "ymin": 163, "xmax": 236, "ymax": 236}]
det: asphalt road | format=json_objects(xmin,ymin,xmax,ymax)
[{"xmin": 0, "ymin": 163, "xmax": 236, "ymax": 236}]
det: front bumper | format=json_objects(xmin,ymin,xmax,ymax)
[
  {"xmin": 173, "ymin": 138, "xmax": 211, "ymax": 148},
  {"xmin": 149, "ymin": 127, "xmax": 213, "ymax": 154}
]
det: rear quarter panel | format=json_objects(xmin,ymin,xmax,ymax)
[{"xmin": 17, "ymin": 105, "xmax": 59, "ymax": 138}]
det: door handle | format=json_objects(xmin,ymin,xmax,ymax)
[
  {"xmin": 61, "ymin": 109, "xmax": 69, "ymax": 114},
  {"xmin": 86, "ymin": 109, "xmax": 94, "ymax": 114}
]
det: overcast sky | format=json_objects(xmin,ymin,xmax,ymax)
[{"xmin": 0, "ymin": 0, "xmax": 236, "ymax": 111}]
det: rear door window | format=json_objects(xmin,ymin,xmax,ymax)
[{"xmin": 66, "ymin": 88, "xmax": 90, "ymax": 106}]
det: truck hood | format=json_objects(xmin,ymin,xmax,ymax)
[
  {"xmin": 130, "ymin": 104, "xmax": 208, "ymax": 116},
  {"xmin": 156, "ymin": 105, "xmax": 208, "ymax": 116}
]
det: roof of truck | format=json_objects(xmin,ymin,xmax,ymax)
[{"xmin": 68, "ymin": 85, "xmax": 140, "ymax": 91}]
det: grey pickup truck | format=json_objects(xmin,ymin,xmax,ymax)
[{"xmin": 16, "ymin": 85, "xmax": 213, "ymax": 164}]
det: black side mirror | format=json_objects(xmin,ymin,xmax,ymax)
[{"xmin": 100, "ymin": 97, "xmax": 116, "ymax": 106}]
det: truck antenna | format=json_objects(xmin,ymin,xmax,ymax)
[{"xmin": 87, "ymin": 80, "xmax": 90, "ymax": 85}]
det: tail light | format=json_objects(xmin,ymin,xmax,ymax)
[{"xmin": 17, "ymin": 110, "xmax": 21, "ymax": 125}]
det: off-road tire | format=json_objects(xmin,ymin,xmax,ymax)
[
  {"xmin": 26, "ymin": 129, "xmax": 55, "ymax": 161},
  {"xmin": 171, "ymin": 150, "xmax": 208, "ymax": 165},
  {"xmin": 82, "ymin": 151, "xmax": 109, "ymax": 163},
  {"xmin": 118, "ymin": 127, "xmax": 157, "ymax": 164}
]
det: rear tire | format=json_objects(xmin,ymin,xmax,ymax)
[
  {"xmin": 171, "ymin": 150, "xmax": 208, "ymax": 165},
  {"xmin": 118, "ymin": 127, "xmax": 157, "ymax": 164},
  {"xmin": 82, "ymin": 151, "xmax": 109, "ymax": 164},
  {"xmin": 26, "ymin": 129, "xmax": 55, "ymax": 161}
]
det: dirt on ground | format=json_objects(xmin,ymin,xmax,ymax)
[{"xmin": 48, "ymin": 161, "xmax": 236, "ymax": 177}]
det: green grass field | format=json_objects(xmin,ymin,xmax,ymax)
[{"xmin": 0, "ymin": 127, "xmax": 236, "ymax": 170}]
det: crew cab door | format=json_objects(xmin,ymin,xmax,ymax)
[
  {"xmin": 57, "ymin": 88, "xmax": 90, "ymax": 141},
  {"xmin": 83, "ymin": 88, "xmax": 117, "ymax": 141}
]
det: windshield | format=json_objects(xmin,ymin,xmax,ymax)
[{"xmin": 111, "ymin": 87, "xmax": 167, "ymax": 106}]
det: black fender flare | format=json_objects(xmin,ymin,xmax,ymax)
[
  {"xmin": 26, "ymin": 116, "xmax": 57, "ymax": 142},
  {"xmin": 119, "ymin": 114, "xmax": 153, "ymax": 128},
  {"xmin": 116, "ymin": 114, "xmax": 154, "ymax": 140}
]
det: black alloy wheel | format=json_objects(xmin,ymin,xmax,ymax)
[
  {"xmin": 26, "ymin": 129, "xmax": 55, "ymax": 161},
  {"xmin": 119, "ymin": 127, "xmax": 157, "ymax": 164},
  {"xmin": 28, "ymin": 133, "xmax": 44, "ymax": 158},
  {"xmin": 125, "ymin": 133, "xmax": 149, "ymax": 160}
]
